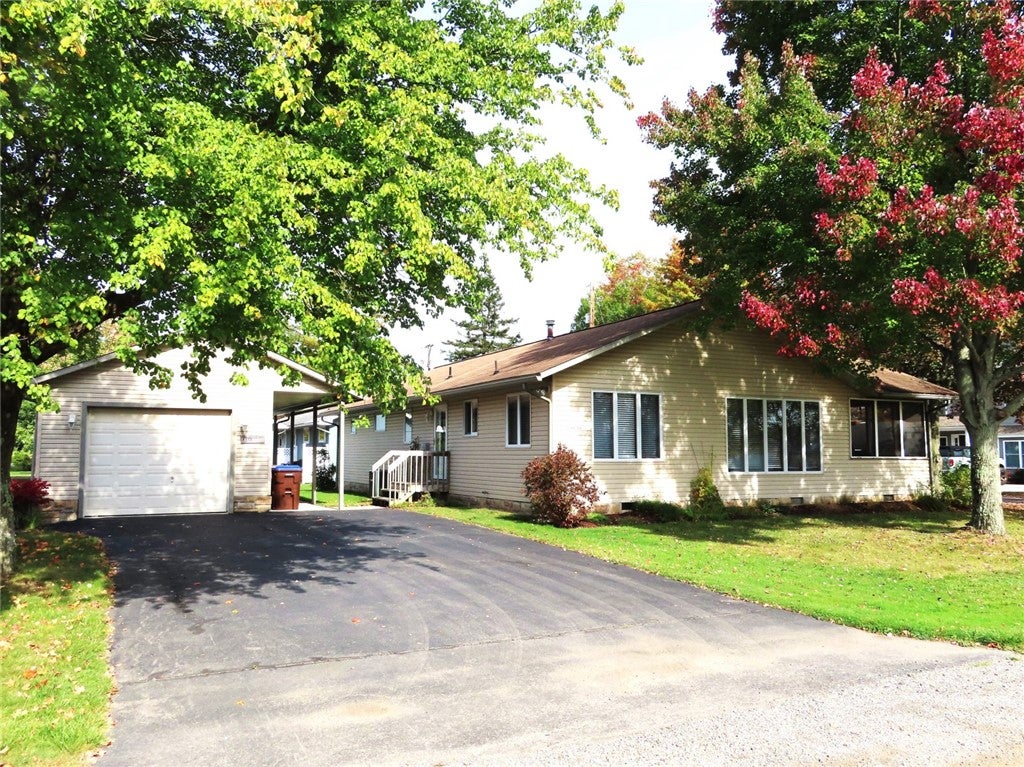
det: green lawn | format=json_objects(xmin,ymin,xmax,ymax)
[
  {"xmin": 298, "ymin": 483, "xmax": 371, "ymax": 508},
  {"xmin": 1, "ymin": 530, "xmax": 113, "ymax": 767},
  {"xmin": 416, "ymin": 504, "xmax": 1024, "ymax": 651}
]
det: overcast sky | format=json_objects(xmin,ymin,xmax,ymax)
[{"xmin": 390, "ymin": 0, "xmax": 731, "ymax": 368}]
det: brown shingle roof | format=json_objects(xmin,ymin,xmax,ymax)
[
  {"xmin": 349, "ymin": 301, "xmax": 954, "ymax": 409},
  {"xmin": 422, "ymin": 301, "xmax": 703, "ymax": 397},
  {"xmin": 871, "ymin": 368, "xmax": 956, "ymax": 398}
]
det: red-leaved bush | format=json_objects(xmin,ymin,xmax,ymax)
[
  {"xmin": 10, "ymin": 477, "xmax": 50, "ymax": 507},
  {"xmin": 10, "ymin": 477, "xmax": 51, "ymax": 529},
  {"xmin": 521, "ymin": 444, "xmax": 600, "ymax": 528}
]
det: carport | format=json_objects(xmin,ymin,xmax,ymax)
[{"xmin": 271, "ymin": 400, "xmax": 346, "ymax": 508}]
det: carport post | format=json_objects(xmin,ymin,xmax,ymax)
[
  {"xmin": 337, "ymin": 407, "xmax": 345, "ymax": 510},
  {"xmin": 289, "ymin": 412, "xmax": 296, "ymax": 463},
  {"xmin": 311, "ymin": 402, "xmax": 318, "ymax": 506}
]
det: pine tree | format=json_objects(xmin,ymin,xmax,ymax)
[{"xmin": 444, "ymin": 275, "xmax": 522, "ymax": 363}]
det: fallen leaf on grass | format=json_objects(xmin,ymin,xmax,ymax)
[{"xmin": 23, "ymin": 668, "xmax": 37, "ymax": 679}]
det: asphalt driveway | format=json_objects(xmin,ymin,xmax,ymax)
[{"xmin": 77, "ymin": 508, "xmax": 1023, "ymax": 766}]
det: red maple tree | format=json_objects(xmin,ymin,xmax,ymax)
[{"xmin": 738, "ymin": 1, "xmax": 1023, "ymax": 533}]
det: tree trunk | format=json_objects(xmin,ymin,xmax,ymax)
[
  {"xmin": 963, "ymin": 417, "xmax": 1006, "ymax": 535},
  {"xmin": 954, "ymin": 336, "xmax": 1006, "ymax": 535},
  {"xmin": 1, "ymin": 381, "xmax": 25, "ymax": 583}
]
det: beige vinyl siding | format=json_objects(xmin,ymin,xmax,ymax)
[
  {"xmin": 445, "ymin": 389, "xmax": 549, "ymax": 505},
  {"xmin": 343, "ymin": 406, "xmax": 432, "ymax": 489},
  {"xmin": 343, "ymin": 389, "xmax": 550, "ymax": 505},
  {"xmin": 37, "ymin": 348, "xmax": 322, "ymax": 508},
  {"xmin": 551, "ymin": 324, "xmax": 931, "ymax": 506}
]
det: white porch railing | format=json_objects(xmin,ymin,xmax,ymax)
[{"xmin": 370, "ymin": 450, "xmax": 450, "ymax": 504}]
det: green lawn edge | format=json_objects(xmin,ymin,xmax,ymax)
[
  {"xmin": 412, "ymin": 504, "xmax": 1024, "ymax": 652},
  {"xmin": 1, "ymin": 530, "xmax": 114, "ymax": 767}
]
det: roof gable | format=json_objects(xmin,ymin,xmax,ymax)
[{"xmin": 415, "ymin": 302, "xmax": 703, "ymax": 399}]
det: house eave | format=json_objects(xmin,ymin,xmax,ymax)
[{"xmin": 345, "ymin": 374, "xmax": 546, "ymax": 413}]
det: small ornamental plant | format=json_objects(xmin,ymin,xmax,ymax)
[
  {"xmin": 9, "ymin": 477, "xmax": 51, "ymax": 529},
  {"xmin": 521, "ymin": 444, "xmax": 600, "ymax": 528},
  {"xmin": 688, "ymin": 465, "xmax": 725, "ymax": 519}
]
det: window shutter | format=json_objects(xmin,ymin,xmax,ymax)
[
  {"xmin": 640, "ymin": 394, "xmax": 660, "ymax": 459},
  {"xmin": 593, "ymin": 393, "xmax": 613, "ymax": 459}
]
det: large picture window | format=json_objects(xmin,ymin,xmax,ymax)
[
  {"xmin": 850, "ymin": 399, "xmax": 927, "ymax": 457},
  {"xmin": 593, "ymin": 392, "xmax": 661, "ymax": 460},
  {"xmin": 727, "ymin": 398, "xmax": 821, "ymax": 472},
  {"xmin": 506, "ymin": 393, "xmax": 531, "ymax": 447}
]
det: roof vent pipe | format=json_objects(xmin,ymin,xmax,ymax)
[{"xmin": 546, "ymin": 319, "xmax": 555, "ymax": 339}]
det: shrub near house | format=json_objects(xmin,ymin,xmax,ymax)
[
  {"xmin": 9, "ymin": 477, "xmax": 50, "ymax": 529},
  {"xmin": 522, "ymin": 446, "xmax": 599, "ymax": 528}
]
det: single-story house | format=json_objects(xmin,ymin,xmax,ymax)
[
  {"xmin": 344, "ymin": 302, "xmax": 954, "ymax": 511},
  {"xmin": 33, "ymin": 347, "xmax": 334, "ymax": 519}
]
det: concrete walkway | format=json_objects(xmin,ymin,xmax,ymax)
[{"xmin": 76, "ymin": 508, "xmax": 1023, "ymax": 766}]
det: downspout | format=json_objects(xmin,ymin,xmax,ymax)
[
  {"xmin": 525, "ymin": 376, "xmax": 553, "ymax": 452},
  {"xmin": 289, "ymin": 411, "xmax": 296, "ymax": 464},
  {"xmin": 311, "ymin": 402, "xmax": 318, "ymax": 506}
]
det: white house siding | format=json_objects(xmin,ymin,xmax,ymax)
[
  {"xmin": 550, "ymin": 324, "xmax": 933, "ymax": 508},
  {"xmin": 36, "ymin": 348, "xmax": 326, "ymax": 517},
  {"xmin": 343, "ymin": 389, "xmax": 550, "ymax": 509}
]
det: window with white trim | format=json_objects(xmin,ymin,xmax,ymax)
[
  {"xmin": 375, "ymin": 414, "xmax": 386, "ymax": 432},
  {"xmin": 850, "ymin": 399, "xmax": 927, "ymax": 457},
  {"xmin": 404, "ymin": 412, "xmax": 413, "ymax": 444},
  {"xmin": 464, "ymin": 399, "xmax": 479, "ymax": 436},
  {"xmin": 593, "ymin": 392, "xmax": 661, "ymax": 459},
  {"xmin": 506, "ymin": 393, "xmax": 530, "ymax": 447},
  {"xmin": 1003, "ymin": 440, "xmax": 1022, "ymax": 469},
  {"xmin": 727, "ymin": 398, "xmax": 822, "ymax": 472}
]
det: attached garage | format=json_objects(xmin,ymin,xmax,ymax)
[
  {"xmin": 33, "ymin": 348, "xmax": 333, "ymax": 520},
  {"xmin": 82, "ymin": 408, "xmax": 232, "ymax": 517}
]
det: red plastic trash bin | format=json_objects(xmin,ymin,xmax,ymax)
[{"xmin": 271, "ymin": 464, "xmax": 301, "ymax": 510}]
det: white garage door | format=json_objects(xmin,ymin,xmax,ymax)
[{"xmin": 83, "ymin": 408, "xmax": 232, "ymax": 517}]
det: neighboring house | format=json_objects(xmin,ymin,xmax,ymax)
[
  {"xmin": 275, "ymin": 408, "xmax": 341, "ymax": 483},
  {"xmin": 344, "ymin": 303, "xmax": 954, "ymax": 511},
  {"xmin": 998, "ymin": 418, "xmax": 1024, "ymax": 482},
  {"xmin": 33, "ymin": 348, "xmax": 333, "ymax": 519},
  {"xmin": 937, "ymin": 415, "xmax": 968, "ymax": 448},
  {"xmin": 938, "ymin": 413, "xmax": 1023, "ymax": 481}
]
